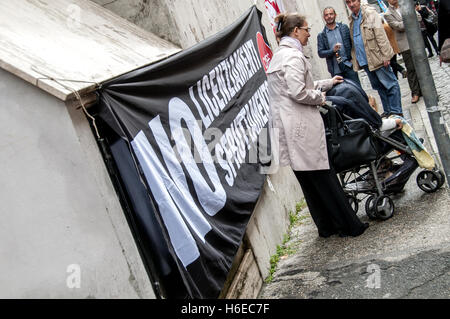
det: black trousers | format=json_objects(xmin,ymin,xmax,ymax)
[
  {"xmin": 422, "ymin": 30, "xmax": 439, "ymax": 55},
  {"xmin": 401, "ymin": 49, "xmax": 422, "ymax": 96},
  {"xmin": 390, "ymin": 55, "xmax": 405, "ymax": 79},
  {"xmin": 294, "ymin": 167, "xmax": 367, "ymax": 237}
]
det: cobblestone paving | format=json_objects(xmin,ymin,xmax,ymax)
[{"xmin": 429, "ymin": 56, "xmax": 450, "ymax": 129}]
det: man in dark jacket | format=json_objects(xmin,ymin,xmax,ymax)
[
  {"xmin": 317, "ymin": 7, "xmax": 361, "ymax": 86},
  {"xmin": 416, "ymin": 1, "xmax": 439, "ymax": 56}
]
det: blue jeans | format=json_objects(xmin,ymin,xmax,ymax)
[{"xmin": 363, "ymin": 65, "xmax": 403, "ymax": 115}]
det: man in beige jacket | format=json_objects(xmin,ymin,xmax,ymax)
[
  {"xmin": 384, "ymin": 0, "xmax": 422, "ymax": 103},
  {"xmin": 346, "ymin": 0, "xmax": 403, "ymax": 117}
]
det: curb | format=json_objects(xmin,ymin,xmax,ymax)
[{"xmin": 409, "ymin": 99, "xmax": 445, "ymax": 170}]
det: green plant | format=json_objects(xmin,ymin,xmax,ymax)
[
  {"xmin": 265, "ymin": 199, "xmax": 308, "ymax": 283},
  {"xmin": 296, "ymin": 198, "xmax": 307, "ymax": 213},
  {"xmin": 289, "ymin": 211, "xmax": 298, "ymax": 226}
]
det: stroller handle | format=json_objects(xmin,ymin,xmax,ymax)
[{"xmin": 320, "ymin": 101, "xmax": 353, "ymax": 121}]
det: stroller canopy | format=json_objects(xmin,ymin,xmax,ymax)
[{"xmin": 326, "ymin": 79, "xmax": 382, "ymax": 128}]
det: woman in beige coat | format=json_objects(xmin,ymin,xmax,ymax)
[{"xmin": 267, "ymin": 13, "xmax": 368, "ymax": 238}]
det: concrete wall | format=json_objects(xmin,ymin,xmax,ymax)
[
  {"xmin": 246, "ymin": 168, "xmax": 303, "ymax": 279},
  {"xmin": 93, "ymin": 0, "xmax": 183, "ymax": 47},
  {"xmin": 92, "ymin": 0, "xmax": 349, "ymax": 81},
  {"xmin": 92, "ymin": 0, "xmax": 278, "ymax": 50},
  {"xmin": 0, "ymin": 67, "xmax": 154, "ymax": 298}
]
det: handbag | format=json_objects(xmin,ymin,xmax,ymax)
[
  {"xmin": 441, "ymin": 39, "xmax": 450, "ymax": 63},
  {"xmin": 324, "ymin": 105, "xmax": 382, "ymax": 173},
  {"xmin": 425, "ymin": 9, "xmax": 438, "ymax": 25},
  {"xmin": 424, "ymin": 10, "xmax": 438, "ymax": 34}
]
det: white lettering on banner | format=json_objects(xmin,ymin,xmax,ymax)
[
  {"xmin": 245, "ymin": 104, "xmax": 259, "ymax": 142},
  {"xmin": 189, "ymin": 85, "xmax": 211, "ymax": 128},
  {"xmin": 132, "ymin": 131, "xmax": 202, "ymax": 267},
  {"xmin": 231, "ymin": 121, "xmax": 246, "ymax": 160},
  {"xmin": 215, "ymin": 142, "xmax": 235, "ymax": 186},
  {"xmin": 246, "ymin": 41, "xmax": 262, "ymax": 71},
  {"xmin": 130, "ymin": 36, "xmax": 269, "ymax": 267},
  {"xmin": 202, "ymin": 75, "xmax": 219, "ymax": 118},
  {"xmin": 235, "ymin": 110, "xmax": 250, "ymax": 150},
  {"xmin": 215, "ymin": 64, "xmax": 231, "ymax": 103},
  {"xmin": 216, "ymin": 81, "xmax": 270, "ymax": 187},
  {"xmin": 149, "ymin": 116, "xmax": 213, "ymax": 239},
  {"xmin": 169, "ymin": 97, "xmax": 227, "ymax": 216},
  {"xmin": 229, "ymin": 54, "xmax": 244, "ymax": 93},
  {"xmin": 234, "ymin": 50, "xmax": 249, "ymax": 83},
  {"xmin": 209, "ymin": 69, "xmax": 225, "ymax": 112},
  {"xmin": 220, "ymin": 60, "xmax": 237, "ymax": 97},
  {"xmin": 188, "ymin": 39, "xmax": 263, "ymax": 129},
  {"xmin": 225, "ymin": 129, "xmax": 241, "ymax": 170}
]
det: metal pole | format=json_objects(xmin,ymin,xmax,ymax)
[{"xmin": 400, "ymin": 0, "xmax": 450, "ymax": 186}]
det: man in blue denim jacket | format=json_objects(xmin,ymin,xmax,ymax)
[{"xmin": 317, "ymin": 7, "xmax": 362, "ymax": 87}]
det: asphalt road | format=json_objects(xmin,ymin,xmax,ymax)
[{"xmin": 259, "ymin": 183, "xmax": 449, "ymax": 299}]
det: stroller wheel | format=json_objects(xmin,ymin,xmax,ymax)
[
  {"xmin": 374, "ymin": 195, "xmax": 395, "ymax": 220},
  {"xmin": 347, "ymin": 195, "xmax": 359, "ymax": 213},
  {"xmin": 365, "ymin": 195, "xmax": 378, "ymax": 220},
  {"xmin": 417, "ymin": 170, "xmax": 441, "ymax": 193},
  {"xmin": 436, "ymin": 169, "xmax": 446, "ymax": 188}
]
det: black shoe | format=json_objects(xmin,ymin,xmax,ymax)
[
  {"xmin": 319, "ymin": 230, "xmax": 337, "ymax": 238},
  {"xmin": 337, "ymin": 223, "xmax": 369, "ymax": 238},
  {"xmin": 339, "ymin": 223, "xmax": 369, "ymax": 238},
  {"xmin": 428, "ymin": 53, "xmax": 434, "ymax": 58},
  {"xmin": 391, "ymin": 112, "xmax": 403, "ymax": 117},
  {"xmin": 401, "ymin": 70, "xmax": 407, "ymax": 79},
  {"xmin": 380, "ymin": 112, "xmax": 390, "ymax": 118},
  {"xmin": 350, "ymin": 223, "xmax": 369, "ymax": 237}
]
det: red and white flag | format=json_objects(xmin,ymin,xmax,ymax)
[{"xmin": 264, "ymin": 0, "xmax": 286, "ymax": 33}]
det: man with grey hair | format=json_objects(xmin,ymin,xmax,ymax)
[
  {"xmin": 384, "ymin": 0, "xmax": 422, "ymax": 103},
  {"xmin": 317, "ymin": 6, "xmax": 361, "ymax": 86},
  {"xmin": 346, "ymin": 0, "xmax": 403, "ymax": 116}
]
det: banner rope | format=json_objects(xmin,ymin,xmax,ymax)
[{"xmin": 31, "ymin": 66, "xmax": 101, "ymax": 139}]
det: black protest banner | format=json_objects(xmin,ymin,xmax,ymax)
[{"xmin": 98, "ymin": 6, "xmax": 273, "ymax": 298}]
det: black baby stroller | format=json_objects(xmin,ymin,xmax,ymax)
[{"xmin": 322, "ymin": 79, "xmax": 445, "ymax": 221}]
